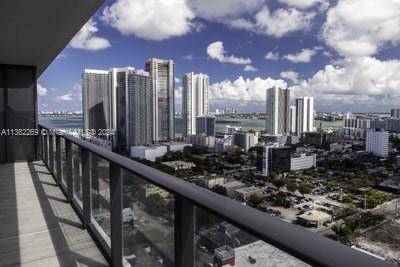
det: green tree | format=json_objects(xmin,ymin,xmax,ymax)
[
  {"xmin": 246, "ymin": 194, "xmax": 263, "ymax": 208},
  {"xmin": 272, "ymin": 177, "xmax": 288, "ymax": 191},
  {"xmin": 286, "ymin": 181, "xmax": 298, "ymax": 194},
  {"xmin": 211, "ymin": 185, "xmax": 227, "ymax": 196},
  {"xmin": 332, "ymin": 220, "xmax": 360, "ymax": 244},
  {"xmin": 298, "ymin": 183, "xmax": 312, "ymax": 196}
]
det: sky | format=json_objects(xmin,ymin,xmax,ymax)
[{"xmin": 38, "ymin": 0, "xmax": 400, "ymax": 113}]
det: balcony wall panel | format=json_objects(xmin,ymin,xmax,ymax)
[{"xmin": 0, "ymin": 69, "xmax": 5, "ymax": 162}]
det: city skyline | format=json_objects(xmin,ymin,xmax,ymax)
[{"xmin": 37, "ymin": 0, "xmax": 400, "ymax": 113}]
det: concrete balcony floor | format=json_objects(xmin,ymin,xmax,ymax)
[{"xmin": 0, "ymin": 161, "xmax": 108, "ymax": 267}]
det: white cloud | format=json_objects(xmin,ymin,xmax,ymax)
[
  {"xmin": 187, "ymin": 0, "xmax": 264, "ymax": 21},
  {"xmin": 57, "ymin": 94, "xmax": 73, "ymax": 101},
  {"xmin": 283, "ymin": 48, "xmax": 317, "ymax": 63},
  {"xmin": 70, "ymin": 19, "xmax": 111, "ymax": 51},
  {"xmin": 227, "ymin": 6, "xmax": 316, "ymax": 38},
  {"xmin": 184, "ymin": 54, "xmax": 193, "ymax": 60},
  {"xmin": 56, "ymin": 84, "xmax": 82, "ymax": 102},
  {"xmin": 253, "ymin": 6, "xmax": 316, "ymax": 37},
  {"xmin": 102, "ymin": 0, "xmax": 195, "ymax": 41},
  {"xmin": 37, "ymin": 84, "xmax": 48, "ymax": 97},
  {"xmin": 321, "ymin": 0, "xmax": 400, "ymax": 57},
  {"xmin": 244, "ymin": 65, "xmax": 258, "ymax": 72},
  {"xmin": 207, "ymin": 41, "xmax": 252, "ymax": 65},
  {"xmin": 291, "ymin": 57, "xmax": 400, "ymax": 110},
  {"xmin": 175, "ymin": 77, "xmax": 181, "ymax": 83},
  {"xmin": 277, "ymin": 0, "xmax": 328, "ymax": 10},
  {"xmin": 280, "ymin": 71, "xmax": 299, "ymax": 83},
  {"xmin": 265, "ymin": 51, "xmax": 280, "ymax": 60},
  {"xmin": 229, "ymin": 18, "xmax": 254, "ymax": 31},
  {"xmin": 210, "ymin": 76, "xmax": 287, "ymax": 103}
]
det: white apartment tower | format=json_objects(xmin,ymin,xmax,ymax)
[
  {"xmin": 110, "ymin": 67, "xmax": 153, "ymax": 151},
  {"xmin": 289, "ymin": 105, "xmax": 296, "ymax": 134},
  {"xmin": 295, "ymin": 97, "xmax": 314, "ymax": 136},
  {"xmin": 145, "ymin": 58, "xmax": 175, "ymax": 142},
  {"xmin": 83, "ymin": 67, "xmax": 153, "ymax": 151},
  {"xmin": 366, "ymin": 129, "xmax": 389, "ymax": 157},
  {"xmin": 182, "ymin": 72, "xmax": 209, "ymax": 136},
  {"xmin": 265, "ymin": 87, "xmax": 290, "ymax": 135}
]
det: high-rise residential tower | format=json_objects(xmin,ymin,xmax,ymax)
[
  {"xmin": 82, "ymin": 69, "xmax": 111, "ymax": 138},
  {"xmin": 196, "ymin": 115, "xmax": 215, "ymax": 137},
  {"xmin": 391, "ymin": 108, "xmax": 400, "ymax": 118},
  {"xmin": 295, "ymin": 97, "xmax": 314, "ymax": 136},
  {"xmin": 83, "ymin": 67, "xmax": 153, "ymax": 151},
  {"xmin": 265, "ymin": 87, "xmax": 290, "ymax": 135},
  {"xmin": 366, "ymin": 128, "xmax": 389, "ymax": 157},
  {"xmin": 289, "ymin": 105, "xmax": 296, "ymax": 134},
  {"xmin": 110, "ymin": 67, "xmax": 153, "ymax": 151},
  {"xmin": 145, "ymin": 58, "xmax": 175, "ymax": 142},
  {"xmin": 182, "ymin": 72, "xmax": 209, "ymax": 136}
]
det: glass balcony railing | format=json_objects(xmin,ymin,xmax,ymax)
[{"xmin": 38, "ymin": 124, "xmax": 395, "ymax": 267}]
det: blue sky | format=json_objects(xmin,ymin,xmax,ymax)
[{"xmin": 38, "ymin": 0, "xmax": 400, "ymax": 113}]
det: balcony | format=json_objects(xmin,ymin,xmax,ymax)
[
  {"xmin": 0, "ymin": 125, "xmax": 388, "ymax": 266},
  {"xmin": 0, "ymin": 160, "xmax": 107, "ymax": 266}
]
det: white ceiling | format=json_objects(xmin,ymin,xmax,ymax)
[{"xmin": 0, "ymin": 0, "xmax": 104, "ymax": 76}]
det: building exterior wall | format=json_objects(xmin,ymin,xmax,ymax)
[
  {"xmin": 127, "ymin": 72, "xmax": 153, "ymax": 147},
  {"xmin": 289, "ymin": 105, "xmax": 296, "ymax": 134},
  {"xmin": 391, "ymin": 108, "xmax": 400, "ymax": 119},
  {"xmin": 130, "ymin": 146, "xmax": 168, "ymax": 161},
  {"xmin": 385, "ymin": 118, "xmax": 400, "ymax": 133},
  {"xmin": 145, "ymin": 58, "xmax": 175, "ymax": 142},
  {"xmin": 366, "ymin": 129, "xmax": 389, "ymax": 157},
  {"xmin": 296, "ymin": 97, "xmax": 314, "ymax": 136},
  {"xmin": 196, "ymin": 115, "xmax": 215, "ymax": 136},
  {"xmin": 290, "ymin": 153, "xmax": 316, "ymax": 171},
  {"xmin": 262, "ymin": 144, "xmax": 291, "ymax": 175},
  {"xmin": 265, "ymin": 87, "xmax": 290, "ymax": 135},
  {"xmin": 82, "ymin": 69, "xmax": 110, "ymax": 137},
  {"xmin": 182, "ymin": 72, "xmax": 209, "ymax": 136},
  {"xmin": 232, "ymin": 132, "xmax": 258, "ymax": 151}
]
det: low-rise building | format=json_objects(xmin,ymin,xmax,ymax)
[
  {"xmin": 187, "ymin": 134, "xmax": 215, "ymax": 148},
  {"xmin": 225, "ymin": 125, "xmax": 242, "ymax": 135},
  {"xmin": 161, "ymin": 160, "xmax": 196, "ymax": 170},
  {"xmin": 261, "ymin": 143, "xmax": 291, "ymax": 176},
  {"xmin": 195, "ymin": 175, "xmax": 225, "ymax": 189},
  {"xmin": 138, "ymin": 183, "xmax": 170, "ymax": 199},
  {"xmin": 214, "ymin": 245, "xmax": 235, "ymax": 267},
  {"xmin": 234, "ymin": 240, "xmax": 309, "ymax": 267},
  {"xmin": 215, "ymin": 135, "xmax": 232, "ymax": 154},
  {"xmin": 297, "ymin": 210, "xmax": 331, "ymax": 228},
  {"xmin": 160, "ymin": 142, "xmax": 192, "ymax": 152},
  {"xmin": 232, "ymin": 131, "xmax": 258, "ymax": 151},
  {"xmin": 377, "ymin": 176, "xmax": 400, "ymax": 194},
  {"xmin": 262, "ymin": 134, "xmax": 288, "ymax": 145},
  {"xmin": 130, "ymin": 146, "xmax": 168, "ymax": 161},
  {"xmin": 82, "ymin": 135, "xmax": 112, "ymax": 150},
  {"xmin": 234, "ymin": 186, "xmax": 263, "ymax": 202},
  {"xmin": 290, "ymin": 153, "xmax": 316, "ymax": 171},
  {"xmin": 302, "ymin": 132, "xmax": 333, "ymax": 145},
  {"xmin": 330, "ymin": 143, "xmax": 352, "ymax": 152},
  {"xmin": 221, "ymin": 181, "xmax": 246, "ymax": 197}
]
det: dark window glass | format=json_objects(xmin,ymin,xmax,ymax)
[
  {"xmin": 0, "ymin": 68, "xmax": 5, "ymax": 163},
  {"xmin": 6, "ymin": 67, "xmax": 36, "ymax": 161}
]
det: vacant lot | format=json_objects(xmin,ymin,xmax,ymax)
[{"xmin": 356, "ymin": 219, "xmax": 400, "ymax": 264}]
